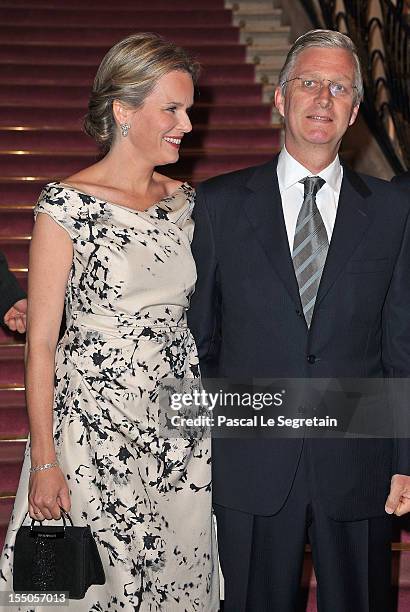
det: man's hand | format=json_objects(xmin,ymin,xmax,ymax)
[
  {"xmin": 385, "ymin": 474, "xmax": 410, "ymax": 516},
  {"xmin": 3, "ymin": 298, "xmax": 27, "ymax": 333}
]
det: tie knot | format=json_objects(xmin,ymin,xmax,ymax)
[{"xmin": 300, "ymin": 176, "xmax": 325, "ymax": 198}]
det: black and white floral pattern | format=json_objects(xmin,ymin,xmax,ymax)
[{"xmin": 0, "ymin": 183, "xmax": 219, "ymax": 611}]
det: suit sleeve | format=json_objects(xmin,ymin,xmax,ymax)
[
  {"xmin": 187, "ymin": 184, "xmax": 222, "ymax": 378},
  {"xmin": 382, "ymin": 206, "xmax": 410, "ymax": 473},
  {"xmin": 0, "ymin": 250, "xmax": 26, "ymax": 323},
  {"xmin": 391, "ymin": 173, "xmax": 410, "ymax": 189}
]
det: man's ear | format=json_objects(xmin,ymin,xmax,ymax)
[
  {"xmin": 274, "ymin": 86, "xmax": 285, "ymax": 119},
  {"xmin": 348, "ymin": 103, "xmax": 360, "ymax": 126}
]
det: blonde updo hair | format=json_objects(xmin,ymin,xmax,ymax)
[{"xmin": 84, "ymin": 32, "xmax": 200, "ymax": 153}]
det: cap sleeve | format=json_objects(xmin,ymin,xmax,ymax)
[
  {"xmin": 34, "ymin": 183, "xmax": 86, "ymax": 240},
  {"xmin": 171, "ymin": 184, "xmax": 195, "ymax": 241}
]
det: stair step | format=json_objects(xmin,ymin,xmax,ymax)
[
  {"xmin": 0, "ymin": 345, "xmax": 24, "ymax": 358},
  {"xmin": 0, "ymin": 26, "xmax": 240, "ymax": 46},
  {"xmin": 0, "ymin": 498, "xmax": 14, "ymax": 525},
  {"xmin": 0, "ymin": 442, "xmax": 26, "ymax": 464},
  {"xmin": 0, "ymin": 130, "xmax": 98, "ymax": 152},
  {"xmin": 0, "ymin": 127, "xmax": 280, "ymax": 152},
  {"xmin": 0, "ymin": 327, "xmax": 26, "ymax": 345},
  {"xmin": 240, "ymin": 28, "xmax": 290, "ymax": 46},
  {"xmin": 0, "ymin": 181, "xmax": 47, "ymax": 208},
  {"xmin": 0, "ymin": 239, "xmax": 30, "ymax": 271},
  {"xmin": 1, "ymin": 83, "xmax": 264, "ymax": 106},
  {"xmin": 399, "ymin": 524, "xmax": 410, "ymax": 543},
  {"xmin": 0, "ymin": 392, "xmax": 29, "ymax": 440},
  {"xmin": 0, "ymin": 43, "xmax": 247, "ymax": 65},
  {"xmin": 0, "ymin": 63, "xmax": 256, "ymax": 86},
  {"xmin": 254, "ymin": 56, "xmax": 286, "ymax": 69},
  {"xmin": 398, "ymin": 587, "xmax": 410, "ymax": 610},
  {"xmin": 0, "ymin": 208, "xmax": 33, "ymax": 232},
  {"xmin": 0, "ymin": 463, "xmax": 22, "ymax": 493},
  {"xmin": 0, "ymin": 525, "xmax": 6, "ymax": 550},
  {"xmin": 0, "ymin": 9, "xmax": 233, "ymax": 28},
  {"xmin": 0, "ymin": 104, "xmax": 273, "ymax": 128},
  {"xmin": 247, "ymin": 44, "xmax": 289, "ymax": 64},
  {"xmin": 0, "ymin": 0, "xmax": 225, "ymax": 8},
  {"xmin": 255, "ymin": 63, "xmax": 281, "ymax": 84},
  {"xmin": 233, "ymin": 11, "xmax": 282, "ymax": 28},
  {"xmin": 0, "ymin": 388, "xmax": 26, "ymax": 408},
  {"xmin": 248, "ymin": 42, "xmax": 290, "ymax": 54},
  {"xmin": 0, "ymin": 498, "xmax": 14, "ymax": 553},
  {"xmin": 0, "ymin": 361, "xmax": 25, "ymax": 387},
  {"xmin": 238, "ymin": 17, "xmax": 288, "ymax": 32},
  {"xmin": 0, "ymin": 150, "xmax": 276, "ymax": 183},
  {"xmin": 231, "ymin": 6, "xmax": 282, "ymax": 16},
  {"xmin": 226, "ymin": 0, "xmax": 276, "ymax": 8}
]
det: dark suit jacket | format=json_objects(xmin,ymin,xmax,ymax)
[
  {"xmin": 0, "ymin": 250, "xmax": 26, "ymax": 322},
  {"xmin": 391, "ymin": 171, "xmax": 410, "ymax": 188},
  {"xmin": 188, "ymin": 156, "xmax": 410, "ymax": 521}
]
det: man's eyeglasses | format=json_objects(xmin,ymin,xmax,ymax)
[{"xmin": 281, "ymin": 76, "xmax": 358, "ymax": 99}]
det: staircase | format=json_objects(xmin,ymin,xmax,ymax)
[{"xmin": 227, "ymin": 0, "xmax": 291, "ymax": 107}]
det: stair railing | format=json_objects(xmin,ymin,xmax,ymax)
[{"xmin": 300, "ymin": 0, "xmax": 409, "ymax": 173}]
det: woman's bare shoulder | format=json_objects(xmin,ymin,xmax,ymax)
[
  {"xmin": 61, "ymin": 166, "xmax": 101, "ymax": 192},
  {"xmin": 154, "ymin": 172, "xmax": 185, "ymax": 195}
]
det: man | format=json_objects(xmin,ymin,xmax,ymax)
[
  {"xmin": 0, "ymin": 250, "xmax": 27, "ymax": 333},
  {"xmin": 188, "ymin": 30, "xmax": 410, "ymax": 612}
]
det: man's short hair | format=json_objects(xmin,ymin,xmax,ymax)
[{"xmin": 278, "ymin": 29, "xmax": 364, "ymax": 105}]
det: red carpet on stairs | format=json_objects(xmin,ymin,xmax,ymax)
[{"xmin": 0, "ymin": 1, "xmax": 409, "ymax": 610}]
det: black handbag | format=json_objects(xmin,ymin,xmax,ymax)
[{"xmin": 13, "ymin": 510, "xmax": 105, "ymax": 599}]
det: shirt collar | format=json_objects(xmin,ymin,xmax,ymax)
[{"xmin": 277, "ymin": 146, "xmax": 342, "ymax": 193}]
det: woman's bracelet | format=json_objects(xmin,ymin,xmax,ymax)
[{"xmin": 29, "ymin": 461, "xmax": 59, "ymax": 474}]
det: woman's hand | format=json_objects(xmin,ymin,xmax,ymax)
[{"xmin": 28, "ymin": 466, "xmax": 71, "ymax": 521}]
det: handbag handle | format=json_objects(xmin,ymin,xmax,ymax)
[{"xmin": 28, "ymin": 507, "xmax": 74, "ymax": 529}]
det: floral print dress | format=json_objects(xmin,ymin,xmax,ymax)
[{"xmin": 0, "ymin": 182, "xmax": 219, "ymax": 612}]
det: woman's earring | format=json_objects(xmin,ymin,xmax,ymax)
[{"xmin": 120, "ymin": 123, "xmax": 130, "ymax": 137}]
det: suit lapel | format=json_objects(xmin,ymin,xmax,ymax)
[
  {"xmin": 240, "ymin": 160, "xmax": 373, "ymax": 313},
  {"xmin": 315, "ymin": 165, "xmax": 372, "ymax": 307},
  {"xmin": 241, "ymin": 158, "xmax": 302, "ymax": 308}
]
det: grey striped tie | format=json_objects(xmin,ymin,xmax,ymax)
[{"xmin": 292, "ymin": 176, "xmax": 327, "ymax": 327}]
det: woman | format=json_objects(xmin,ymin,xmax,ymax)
[{"xmin": 0, "ymin": 33, "xmax": 219, "ymax": 611}]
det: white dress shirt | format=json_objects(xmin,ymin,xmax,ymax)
[{"xmin": 276, "ymin": 146, "xmax": 343, "ymax": 251}]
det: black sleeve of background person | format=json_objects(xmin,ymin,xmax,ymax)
[
  {"xmin": 0, "ymin": 250, "xmax": 26, "ymax": 322},
  {"xmin": 187, "ymin": 183, "xmax": 222, "ymax": 379}
]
